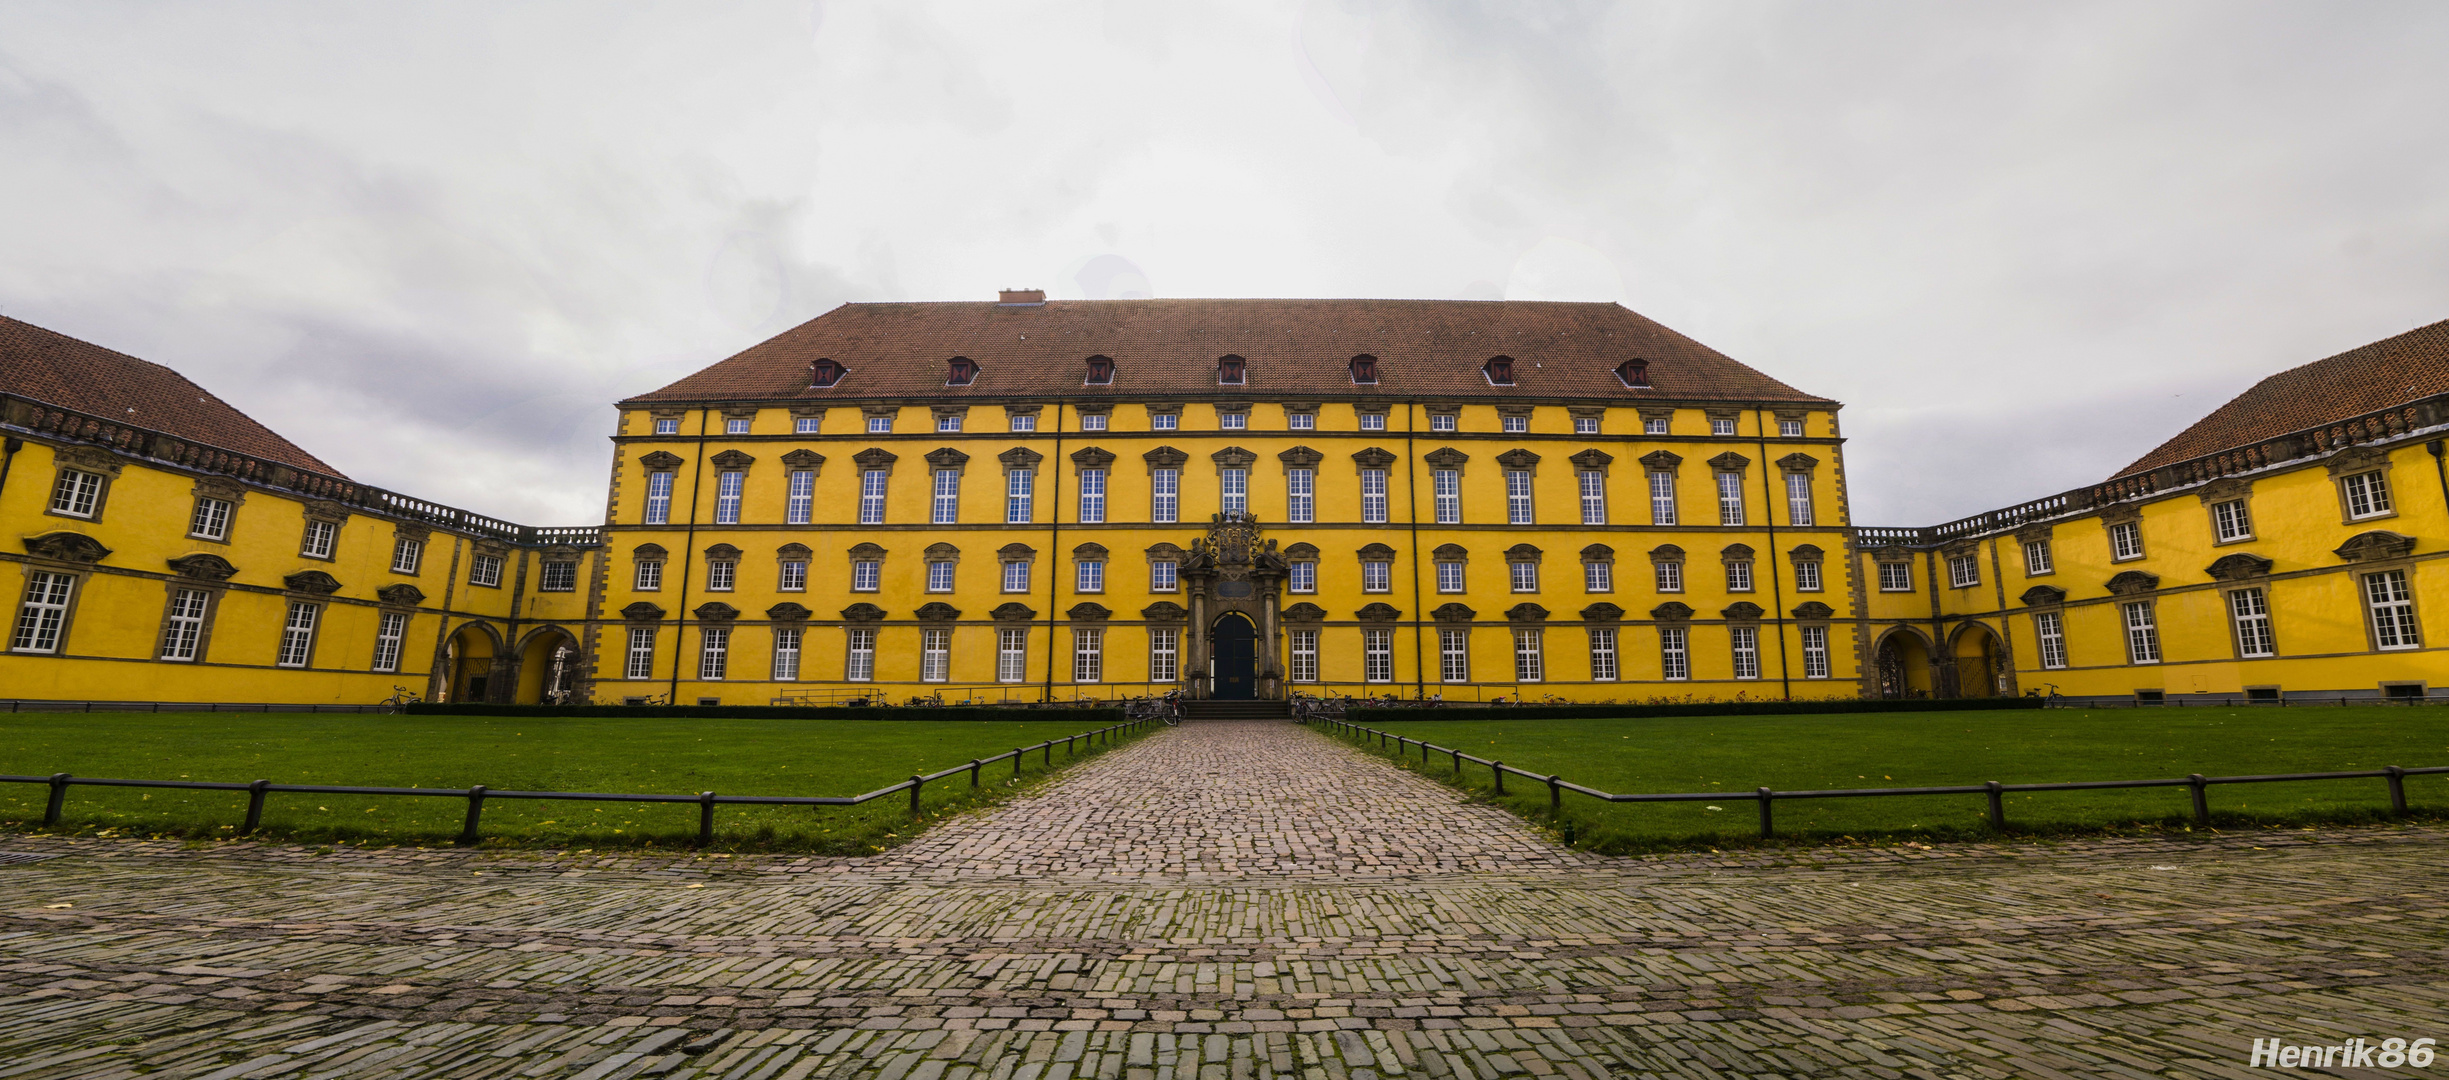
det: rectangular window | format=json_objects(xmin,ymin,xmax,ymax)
[
  {"xmin": 997, "ymin": 629, "xmax": 1028, "ymax": 682},
  {"xmin": 1360, "ymin": 468, "xmax": 1387, "ymax": 524},
  {"xmin": 1363, "ymin": 629, "xmax": 1393, "ymax": 682},
  {"xmin": 1786, "ymin": 473, "xmax": 1814, "ymax": 526},
  {"xmin": 773, "ymin": 627, "xmax": 802, "ymax": 680},
  {"xmin": 1727, "ymin": 560, "xmax": 1753, "ymax": 592},
  {"xmin": 2229, "ymin": 587, "xmax": 2275, "ymax": 657},
  {"xmin": 1359, "ymin": 413, "xmax": 1385, "ymax": 432},
  {"xmin": 2366, "ymin": 569, "xmax": 2420, "ymax": 649},
  {"xmin": 1003, "ymin": 561, "xmax": 1031, "ymax": 593},
  {"xmin": 2342, "ymin": 471, "xmax": 2393, "ymax": 519},
  {"xmin": 190, "ymin": 497, "xmax": 232, "ymax": 540},
  {"xmin": 1656, "ymin": 560, "xmax": 1683, "ymax": 592},
  {"xmin": 1879, "ymin": 561, "xmax": 1913, "ymax": 591},
  {"xmin": 932, "ymin": 470, "xmax": 961, "ymax": 525},
  {"xmin": 1716, "ymin": 472, "xmax": 1745, "ymax": 526},
  {"xmin": 1510, "ymin": 561, "xmax": 1538, "ymax": 593},
  {"xmin": 859, "ymin": 470, "xmax": 888, "ymax": 525},
  {"xmin": 470, "ymin": 553, "xmax": 504, "ymax": 588},
  {"xmin": 846, "ymin": 629, "xmax": 876, "ymax": 681},
  {"xmin": 1081, "ymin": 413, "xmax": 1108, "ymax": 431},
  {"xmin": 1645, "ymin": 417, "xmax": 1669, "ymax": 435},
  {"xmin": 644, "ymin": 471, "xmax": 674, "ymax": 524},
  {"xmin": 1150, "ymin": 628, "xmax": 1178, "ymax": 682},
  {"xmin": 1077, "ymin": 560, "xmax": 1104, "ymax": 593},
  {"xmin": 540, "ymin": 561, "xmax": 576, "ymax": 592},
  {"xmin": 161, "ymin": 589, "xmax": 209, "ymax": 661},
  {"xmin": 1398, "ymin": 626, "xmax": 1448, "ymax": 686},
  {"xmin": 1221, "ymin": 468, "xmax": 1248, "ymax": 515},
  {"xmin": 1730, "ymin": 625, "xmax": 1759, "ymax": 680},
  {"xmin": 1363, "ymin": 560, "xmax": 1391, "ymax": 592},
  {"xmin": 302, "ymin": 520, "xmax": 337, "ymax": 559},
  {"xmin": 1150, "ymin": 468, "xmax": 1179, "ymax": 523},
  {"xmin": 1078, "ymin": 468, "xmax": 1107, "ymax": 523},
  {"xmin": 1588, "ymin": 628, "xmax": 1619, "ymax": 681},
  {"xmin": 1437, "ymin": 561, "xmax": 1465, "ymax": 593},
  {"xmin": 276, "ymin": 601, "xmax": 319, "ymax": 668},
  {"xmin": 1289, "ymin": 562, "xmax": 1316, "ymax": 593},
  {"xmin": 1648, "ymin": 472, "xmax": 1677, "ymax": 525},
  {"xmin": 779, "ymin": 559, "xmax": 806, "ymax": 591},
  {"xmin": 1152, "ymin": 412, "xmax": 1178, "ymax": 431},
  {"xmin": 1800, "ymin": 625, "xmax": 1829, "ymax": 679},
  {"xmin": 785, "ymin": 469, "xmax": 814, "ymax": 524},
  {"xmin": 1780, "ymin": 419, "xmax": 1804, "ymax": 437},
  {"xmin": 1288, "ymin": 412, "xmax": 1315, "ymax": 431},
  {"xmin": 1290, "ymin": 630, "xmax": 1319, "ymax": 682},
  {"xmin": 1502, "ymin": 415, "xmax": 1527, "ymax": 433},
  {"xmin": 50, "ymin": 470, "xmax": 102, "ymax": 517},
  {"xmin": 867, "ymin": 414, "xmax": 893, "ymax": 434},
  {"xmin": 1004, "ymin": 467, "xmax": 1033, "ymax": 524},
  {"xmin": 2212, "ymin": 499, "xmax": 2252, "ymax": 542},
  {"xmin": 1948, "ymin": 554, "xmax": 1979, "ymax": 589},
  {"xmin": 937, "ymin": 413, "xmax": 962, "ymax": 433},
  {"xmin": 392, "ymin": 537, "xmax": 423, "ymax": 575},
  {"xmin": 2109, "ymin": 520, "xmax": 2143, "ymax": 560},
  {"xmin": 714, "ymin": 471, "xmax": 743, "ymax": 524},
  {"xmin": 1575, "ymin": 416, "xmax": 1600, "ymax": 436},
  {"xmin": 1585, "ymin": 561, "xmax": 1612, "ymax": 592},
  {"xmin": 1513, "ymin": 629, "xmax": 1544, "ymax": 682},
  {"xmin": 1010, "ymin": 412, "xmax": 1037, "ymax": 433},
  {"xmin": 652, "ymin": 417, "xmax": 679, "ymax": 435},
  {"xmin": 927, "ymin": 561, "xmax": 955, "ymax": 592},
  {"xmin": 2024, "ymin": 539, "xmax": 2053, "ymax": 575},
  {"xmin": 921, "ymin": 628, "xmax": 950, "ymax": 682},
  {"xmin": 1151, "ymin": 561, "xmax": 1178, "ymax": 592},
  {"xmin": 1286, "ymin": 468, "xmax": 1314, "ymax": 523},
  {"xmin": 2123, "ymin": 601, "xmax": 2161, "ymax": 664},
  {"xmin": 1430, "ymin": 413, "xmax": 1456, "ymax": 432},
  {"xmin": 1711, "ymin": 418, "xmax": 1736, "ymax": 436},
  {"xmin": 1073, "ymin": 629, "xmax": 1103, "ymax": 683},
  {"xmin": 795, "ymin": 415, "xmax": 821, "ymax": 434},
  {"xmin": 372, "ymin": 611, "xmax": 407, "ymax": 673},
  {"xmin": 726, "ymin": 417, "xmax": 751, "ymax": 434},
  {"xmin": 706, "ymin": 560, "xmax": 735, "ymax": 591},
  {"xmin": 1433, "ymin": 469, "xmax": 1460, "ymax": 524},
  {"xmin": 625, "ymin": 627, "xmax": 657, "ymax": 679},
  {"xmin": 1504, "ymin": 469, "xmax": 1534, "ymax": 525},
  {"xmin": 1660, "ymin": 627, "xmax": 1689, "ymax": 680},
  {"xmin": 1793, "ymin": 560, "xmax": 1821, "ymax": 591},
  {"xmin": 700, "ymin": 627, "xmax": 730, "ymax": 680},
  {"xmin": 852, "ymin": 560, "xmax": 880, "ymax": 591},
  {"xmin": 1220, "ymin": 411, "xmax": 1247, "ymax": 431},
  {"xmin": 2034, "ymin": 611, "xmax": 2067, "ymax": 669},
  {"xmin": 1578, "ymin": 471, "xmax": 1606, "ymax": 525},
  {"xmin": 636, "ymin": 560, "xmax": 663, "ymax": 590}
]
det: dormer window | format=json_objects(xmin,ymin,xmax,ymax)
[
  {"xmin": 946, "ymin": 356, "xmax": 978, "ymax": 386},
  {"xmin": 810, "ymin": 358, "xmax": 845, "ymax": 387},
  {"xmin": 1085, "ymin": 355, "xmax": 1115, "ymax": 385},
  {"xmin": 1218, "ymin": 355, "xmax": 1246, "ymax": 385},
  {"xmin": 1349, "ymin": 355, "xmax": 1378, "ymax": 385},
  {"xmin": 1483, "ymin": 356, "xmax": 1515, "ymax": 386},
  {"xmin": 1615, "ymin": 358, "xmax": 1651, "ymax": 388}
]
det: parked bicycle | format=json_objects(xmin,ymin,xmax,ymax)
[{"xmin": 376, "ymin": 686, "xmax": 421, "ymax": 711}]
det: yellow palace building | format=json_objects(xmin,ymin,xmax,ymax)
[{"xmin": 2, "ymin": 296, "xmax": 2442, "ymax": 707}]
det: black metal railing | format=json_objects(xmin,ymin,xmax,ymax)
[
  {"xmin": 1, "ymin": 699, "xmax": 403, "ymax": 714},
  {"xmin": 1318, "ymin": 716, "xmax": 2446, "ymax": 837},
  {"xmin": 1, "ymin": 717, "xmax": 1155, "ymax": 845}
]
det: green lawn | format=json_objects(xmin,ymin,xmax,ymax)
[
  {"xmin": 0, "ymin": 712, "xmax": 1144, "ymax": 853},
  {"xmin": 1338, "ymin": 707, "xmax": 2449, "ymax": 852}
]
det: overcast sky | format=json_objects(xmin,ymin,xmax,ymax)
[{"xmin": 4, "ymin": 1, "xmax": 2445, "ymax": 526}]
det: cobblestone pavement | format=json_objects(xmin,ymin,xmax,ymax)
[{"xmin": 0, "ymin": 718, "xmax": 2443, "ymax": 1079}]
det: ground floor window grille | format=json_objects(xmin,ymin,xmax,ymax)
[
  {"xmin": 846, "ymin": 628, "xmax": 876, "ymax": 681},
  {"xmin": 1150, "ymin": 628, "xmax": 1178, "ymax": 682},
  {"xmin": 922, "ymin": 628, "xmax": 951, "ymax": 682},
  {"xmin": 1513, "ymin": 629, "xmax": 1544, "ymax": 682},
  {"xmin": 1660, "ymin": 627, "xmax": 1689, "ymax": 680},
  {"xmin": 2366, "ymin": 570, "xmax": 2419, "ymax": 648},
  {"xmin": 1729, "ymin": 625, "xmax": 1759, "ymax": 680},
  {"xmin": 1800, "ymin": 625, "xmax": 1829, "ymax": 679},
  {"xmin": 700, "ymin": 627, "xmax": 730, "ymax": 680},
  {"xmin": 997, "ymin": 629, "xmax": 1028, "ymax": 682},
  {"xmin": 2122, "ymin": 602, "xmax": 2160, "ymax": 664},
  {"xmin": 1073, "ymin": 629, "xmax": 1103, "ymax": 683},
  {"xmin": 10, "ymin": 571, "xmax": 74, "ymax": 653},
  {"xmin": 372, "ymin": 612, "xmax": 407, "ymax": 673},
  {"xmin": 773, "ymin": 627, "xmax": 802, "ymax": 680},
  {"xmin": 2229, "ymin": 588, "xmax": 2275, "ymax": 657},
  {"xmin": 161, "ymin": 588, "xmax": 209, "ymax": 661},
  {"xmin": 1362, "ymin": 629, "xmax": 1393, "ymax": 682},
  {"xmin": 626, "ymin": 627, "xmax": 656, "ymax": 678},
  {"xmin": 1290, "ymin": 630, "xmax": 1319, "ymax": 682},
  {"xmin": 1588, "ymin": 628, "xmax": 1618, "ymax": 681},
  {"xmin": 276, "ymin": 601, "xmax": 320, "ymax": 668},
  {"xmin": 1438, "ymin": 628, "xmax": 1469, "ymax": 682},
  {"xmin": 2034, "ymin": 612, "xmax": 2067, "ymax": 669}
]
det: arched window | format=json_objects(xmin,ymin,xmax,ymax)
[
  {"xmin": 1483, "ymin": 356, "xmax": 1515, "ymax": 385},
  {"xmin": 946, "ymin": 356, "xmax": 978, "ymax": 386},
  {"xmin": 1348, "ymin": 354, "xmax": 1378, "ymax": 385},
  {"xmin": 1084, "ymin": 355, "xmax": 1115, "ymax": 385},
  {"xmin": 1615, "ymin": 358, "xmax": 1651, "ymax": 388},
  {"xmin": 810, "ymin": 358, "xmax": 845, "ymax": 387},
  {"xmin": 1218, "ymin": 355, "xmax": 1247, "ymax": 385}
]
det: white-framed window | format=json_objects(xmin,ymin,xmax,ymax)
[
  {"xmin": 846, "ymin": 628, "xmax": 876, "ymax": 681},
  {"xmin": 1575, "ymin": 415, "xmax": 1600, "ymax": 436},
  {"xmin": 779, "ymin": 559, "xmax": 806, "ymax": 591},
  {"xmin": 1716, "ymin": 472, "xmax": 1745, "ymax": 526},
  {"xmin": 1730, "ymin": 625, "xmax": 1759, "ymax": 680},
  {"xmin": 372, "ymin": 611, "xmax": 408, "ymax": 673},
  {"xmin": 2024, "ymin": 539, "xmax": 2052, "ymax": 576},
  {"xmin": 1437, "ymin": 561, "xmax": 1465, "ymax": 593},
  {"xmin": 161, "ymin": 589, "xmax": 209, "ymax": 661},
  {"xmin": 1878, "ymin": 562, "xmax": 1913, "ymax": 591},
  {"xmin": 2366, "ymin": 569, "xmax": 2420, "ymax": 649},
  {"xmin": 1078, "ymin": 468, "xmax": 1107, "ymax": 523},
  {"xmin": 706, "ymin": 560, "xmax": 735, "ymax": 591},
  {"xmin": 2123, "ymin": 601, "xmax": 2161, "ymax": 664},
  {"xmin": 539, "ymin": 561, "xmax": 576, "ymax": 592},
  {"xmin": 852, "ymin": 559, "xmax": 880, "ymax": 591},
  {"xmin": 1655, "ymin": 560, "xmax": 1683, "ymax": 592},
  {"xmin": 1510, "ymin": 560, "xmax": 1538, "ymax": 593},
  {"xmin": 932, "ymin": 469, "xmax": 961, "ymax": 525},
  {"xmin": 1660, "ymin": 626, "xmax": 1689, "ymax": 680},
  {"xmin": 1589, "ymin": 628, "xmax": 1618, "ymax": 681},
  {"xmin": 1361, "ymin": 468, "xmax": 1387, "ymax": 524},
  {"xmin": 1726, "ymin": 560, "xmax": 1753, "ymax": 592},
  {"xmin": 276, "ymin": 601, "xmax": 320, "ymax": 668},
  {"xmin": 1150, "ymin": 628, "xmax": 1179, "ymax": 682},
  {"xmin": 625, "ymin": 627, "xmax": 656, "ymax": 679},
  {"xmin": 392, "ymin": 537, "xmax": 424, "ymax": 575},
  {"xmin": 1502, "ymin": 414, "xmax": 1527, "ymax": 434},
  {"xmin": 1289, "ymin": 562, "xmax": 1316, "ymax": 593},
  {"xmin": 1362, "ymin": 560, "xmax": 1391, "ymax": 592},
  {"xmin": 1286, "ymin": 468, "xmax": 1314, "ymax": 524},
  {"xmin": 921, "ymin": 628, "xmax": 950, "ymax": 682},
  {"xmin": 1003, "ymin": 560, "xmax": 1031, "ymax": 593},
  {"xmin": 858, "ymin": 470, "xmax": 888, "ymax": 525},
  {"xmin": 301, "ymin": 519, "xmax": 337, "ymax": 560},
  {"xmin": 1362, "ymin": 629, "xmax": 1393, "ymax": 682},
  {"xmin": 1513, "ymin": 629, "xmax": 1544, "ymax": 682},
  {"xmin": 1948, "ymin": 554, "xmax": 1979, "ymax": 589},
  {"xmin": 1784, "ymin": 419, "xmax": 1807, "ymax": 437},
  {"xmin": 1151, "ymin": 560, "xmax": 1178, "ymax": 592},
  {"xmin": 700, "ymin": 627, "xmax": 730, "ymax": 680},
  {"xmin": 2341, "ymin": 471, "xmax": 2393, "ymax": 519},
  {"xmin": 795, "ymin": 415, "xmax": 821, "ymax": 434},
  {"xmin": 1429, "ymin": 413, "xmax": 1456, "ymax": 433},
  {"xmin": 2230, "ymin": 587, "xmax": 2275, "ymax": 657},
  {"xmin": 470, "ymin": 553, "xmax": 504, "ymax": 588},
  {"xmin": 1786, "ymin": 473, "xmax": 1814, "ymax": 526},
  {"xmin": 1585, "ymin": 561, "xmax": 1612, "ymax": 592},
  {"xmin": 644, "ymin": 471, "xmax": 674, "ymax": 525},
  {"xmin": 653, "ymin": 417, "xmax": 679, "ymax": 435},
  {"xmin": 1076, "ymin": 560, "xmax": 1104, "ymax": 593},
  {"xmin": 2109, "ymin": 520, "xmax": 2143, "ymax": 560},
  {"xmin": 1793, "ymin": 559, "xmax": 1821, "ymax": 591},
  {"xmin": 1290, "ymin": 629, "xmax": 1319, "ymax": 682},
  {"xmin": 1438, "ymin": 628, "xmax": 1470, "ymax": 682},
  {"xmin": 997, "ymin": 629, "xmax": 1028, "ymax": 682},
  {"xmin": 1220, "ymin": 411, "xmax": 1247, "ymax": 431},
  {"xmin": 1578, "ymin": 471, "xmax": 1607, "ymax": 525},
  {"xmin": 1002, "ymin": 466, "xmax": 1032, "ymax": 524},
  {"xmin": 1648, "ymin": 472, "xmax": 1677, "ymax": 525},
  {"xmin": 2034, "ymin": 611, "xmax": 2067, "ymax": 669},
  {"xmin": 2212, "ymin": 499, "xmax": 2252, "ymax": 542},
  {"xmin": 937, "ymin": 413, "xmax": 962, "ymax": 433},
  {"xmin": 725, "ymin": 417, "xmax": 751, "ymax": 435},
  {"xmin": 1150, "ymin": 468, "xmax": 1179, "ymax": 523},
  {"xmin": 1081, "ymin": 413, "xmax": 1108, "ymax": 432},
  {"xmin": 638, "ymin": 559, "xmax": 668, "ymax": 591},
  {"xmin": 927, "ymin": 561, "xmax": 955, "ymax": 592},
  {"xmin": 1010, "ymin": 412, "xmax": 1037, "ymax": 433},
  {"xmin": 190, "ymin": 497, "xmax": 232, "ymax": 540},
  {"xmin": 773, "ymin": 627, "xmax": 802, "ymax": 680},
  {"xmin": 1645, "ymin": 416, "xmax": 1669, "ymax": 435},
  {"xmin": 1288, "ymin": 412, "xmax": 1315, "ymax": 431},
  {"xmin": 1221, "ymin": 467, "xmax": 1248, "ymax": 515},
  {"xmin": 867, "ymin": 413, "xmax": 893, "ymax": 434},
  {"xmin": 786, "ymin": 469, "xmax": 814, "ymax": 524},
  {"xmin": 1433, "ymin": 469, "xmax": 1461, "ymax": 524},
  {"xmin": 1359, "ymin": 412, "xmax": 1385, "ymax": 432},
  {"xmin": 1152, "ymin": 412, "xmax": 1178, "ymax": 431},
  {"xmin": 1800, "ymin": 625, "xmax": 1829, "ymax": 679},
  {"xmin": 1073, "ymin": 628, "xmax": 1103, "ymax": 682},
  {"xmin": 1711, "ymin": 418, "xmax": 1736, "ymax": 436},
  {"xmin": 712, "ymin": 471, "xmax": 744, "ymax": 524},
  {"xmin": 1506, "ymin": 469, "xmax": 1534, "ymax": 525}
]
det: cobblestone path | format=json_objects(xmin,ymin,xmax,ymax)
[{"xmin": 0, "ymin": 719, "xmax": 2443, "ymax": 1079}]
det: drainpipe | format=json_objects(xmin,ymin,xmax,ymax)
[
  {"xmin": 0, "ymin": 437, "xmax": 21, "ymax": 505},
  {"xmin": 1406, "ymin": 402, "xmax": 1425, "ymax": 699},
  {"xmin": 1044, "ymin": 402, "xmax": 1066, "ymax": 703},
  {"xmin": 1754, "ymin": 407, "xmax": 1791, "ymax": 700},
  {"xmin": 2430, "ymin": 440, "xmax": 2447, "ymax": 511},
  {"xmin": 668, "ymin": 409, "xmax": 710, "ymax": 703}
]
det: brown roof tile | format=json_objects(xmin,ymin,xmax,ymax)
[
  {"xmin": 2116, "ymin": 317, "xmax": 2449, "ymax": 478},
  {"xmin": 624, "ymin": 299, "xmax": 1834, "ymax": 408},
  {"xmin": 0, "ymin": 315, "xmax": 344, "ymax": 478}
]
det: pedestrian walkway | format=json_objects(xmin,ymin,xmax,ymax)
[{"xmin": 0, "ymin": 719, "xmax": 2442, "ymax": 1078}]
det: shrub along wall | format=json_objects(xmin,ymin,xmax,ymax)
[
  {"xmin": 1349, "ymin": 697, "xmax": 2045, "ymax": 722},
  {"xmin": 404, "ymin": 703, "xmax": 1127, "ymax": 723}
]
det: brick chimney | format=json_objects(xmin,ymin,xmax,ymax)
[{"xmin": 997, "ymin": 289, "xmax": 1046, "ymax": 306}]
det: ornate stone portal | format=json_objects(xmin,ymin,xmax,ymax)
[{"xmin": 1181, "ymin": 512, "xmax": 1288, "ymax": 699}]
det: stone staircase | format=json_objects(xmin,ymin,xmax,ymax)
[{"xmin": 1180, "ymin": 698, "xmax": 1292, "ymax": 722}]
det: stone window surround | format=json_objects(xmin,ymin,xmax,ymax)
[
  {"xmin": 389, "ymin": 523, "xmax": 431, "ymax": 577},
  {"xmin": 630, "ymin": 543, "xmax": 668, "ymax": 591},
  {"xmin": 299, "ymin": 500, "xmax": 349, "ymax": 562},
  {"xmin": 2100, "ymin": 503, "xmax": 2146, "ymax": 563},
  {"xmin": 2016, "ymin": 523, "xmax": 2055, "ymax": 577},
  {"xmin": 2326, "ymin": 447, "xmax": 2398, "ymax": 525},
  {"xmin": 775, "ymin": 542, "xmax": 811, "ymax": 592},
  {"xmin": 154, "ymin": 557, "xmax": 236, "ymax": 663},
  {"xmin": 2198, "ymin": 477, "xmax": 2257, "ymax": 545},
  {"xmin": 1636, "ymin": 406, "xmax": 1676, "ymax": 432},
  {"xmin": 183, "ymin": 477, "xmax": 247, "ymax": 544},
  {"xmin": 1787, "ymin": 543, "xmax": 1824, "ymax": 592},
  {"xmin": 847, "ymin": 542, "xmax": 887, "ymax": 593},
  {"xmin": 42, "ymin": 446, "xmax": 125, "ymax": 524}
]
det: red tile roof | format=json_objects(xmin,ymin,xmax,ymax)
[
  {"xmin": 624, "ymin": 299, "xmax": 1833, "ymax": 408},
  {"xmin": 0, "ymin": 315, "xmax": 345, "ymax": 478},
  {"xmin": 2116, "ymin": 317, "xmax": 2449, "ymax": 478}
]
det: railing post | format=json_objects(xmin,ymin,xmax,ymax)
[
  {"xmin": 1045, "ymin": 742, "xmax": 1053, "ymax": 766},
  {"xmin": 1014, "ymin": 749, "xmax": 1024, "ymax": 779},
  {"xmin": 909, "ymin": 775, "xmax": 924, "ymax": 817},
  {"xmin": 1493, "ymin": 762, "xmax": 1505, "ymax": 796},
  {"xmin": 1757, "ymin": 787, "xmax": 1774, "ymax": 838},
  {"xmin": 2188, "ymin": 773, "xmax": 2210, "ymax": 825},
  {"xmin": 1985, "ymin": 781, "xmax": 2005, "ymax": 830},
  {"xmin": 971, "ymin": 760, "xmax": 982, "ymax": 787},
  {"xmin": 244, "ymin": 779, "xmax": 270, "ymax": 833},
  {"xmin": 2386, "ymin": 766, "xmax": 2408, "ymax": 814},
  {"xmin": 1547, "ymin": 775, "xmax": 1561, "ymax": 814},
  {"xmin": 1452, "ymin": 748, "xmax": 1462, "ymax": 775},
  {"xmin": 458, "ymin": 785, "xmax": 487, "ymax": 846},
  {"xmin": 43, "ymin": 773, "xmax": 69, "ymax": 826},
  {"xmin": 698, "ymin": 791, "xmax": 716, "ymax": 847}
]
